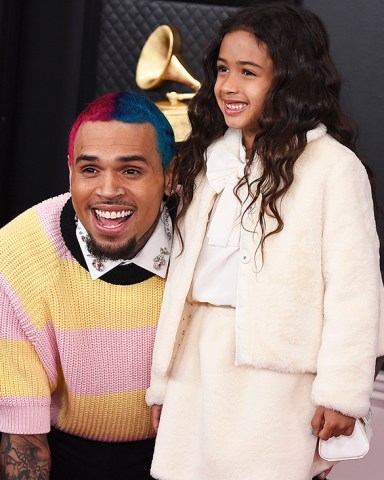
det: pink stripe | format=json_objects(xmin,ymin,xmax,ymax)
[
  {"xmin": 0, "ymin": 404, "xmax": 51, "ymax": 434},
  {"xmin": 35, "ymin": 193, "xmax": 75, "ymax": 261},
  {"xmin": 0, "ymin": 396, "xmax": 50, "ymax": 406},
  {"xmin": 56, "ymin": 326, "xmax": 156, "ymax": 395}
]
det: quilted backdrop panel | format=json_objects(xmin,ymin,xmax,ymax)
[{"xmin": 95, "ymin": 0, "xmax": 240, "ymax": 102}]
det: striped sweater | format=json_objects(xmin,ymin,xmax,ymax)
[{"xmin": 0, "ymin": 193, "xmax": 165, "ymax": 441}]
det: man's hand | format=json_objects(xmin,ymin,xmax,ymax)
[
  {"xmin": 0, "ymin": 433, "xmax": 50, "ymax": 480},
  {"xmin": 151, "ymin": 405, "xmax": 163, "ymax": 433},
  {"xmin": 311, "ymin": 406, "xmax": 355, "ymax": 440}
]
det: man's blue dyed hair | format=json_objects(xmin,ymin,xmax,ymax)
[{"xmin": 68, "ymin": 91, "xmax": 177, "ymax": 167}]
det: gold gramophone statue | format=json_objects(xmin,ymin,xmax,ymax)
[{"xmin": 135, "ymin": 25, "xmax": 201, "ymax": 142}]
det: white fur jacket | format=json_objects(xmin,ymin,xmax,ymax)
[{"xmin": 147, "ymin": 127, "xmax": 384, "ymax": 418}]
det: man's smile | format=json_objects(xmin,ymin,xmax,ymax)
[{"xmin": 92, "ymin": 208, "xmax": 134, "ymax": 231}]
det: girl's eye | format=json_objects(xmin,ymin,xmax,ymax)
[
  {"xmin": 217, "ymin": 64, "xmax": 228, "ymax": 73},
  {"xmin": 243, "ymin": 69, "xmax": 256, "ymax": 77}
]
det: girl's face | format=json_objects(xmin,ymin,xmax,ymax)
[{"xmin": 214, "ymin": 30, "xmax": 273, "ymax": 152}]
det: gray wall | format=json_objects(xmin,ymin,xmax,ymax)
[{"xmin": 302, "ymin": 0, "xmax": 384, "ymax": 238}]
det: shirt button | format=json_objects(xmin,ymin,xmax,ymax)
[{"xmin": 241, "ymin": 250, "xmax": 251, "ymax": 263}]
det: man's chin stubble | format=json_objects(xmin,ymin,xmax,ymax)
[{"xmin": 86, "ymin": 235, "xmax": 137, "ymax": 261}]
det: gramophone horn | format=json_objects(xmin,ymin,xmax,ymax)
[{"xmin": 136, "ymin": 25, "xmax": 201, "ymax": 91}]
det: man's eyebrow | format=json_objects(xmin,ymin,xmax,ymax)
[
  {"xmin": 75, "ymin": 154, "xmax": 148, "ymax": 164},
  {"xmin": 75, "ymin": 154, "xmax": 98, "ymax": 164},
  {"xmin": 117, "ymin": 155, "xmax": 148, "ymax": 163}
]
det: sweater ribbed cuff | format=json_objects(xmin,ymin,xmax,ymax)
[{"xmin": 0, "ymin": 405, "xmax": 51, "ymax": 434}]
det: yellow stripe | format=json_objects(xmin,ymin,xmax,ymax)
[
  {"xmin": 50, "ymin": 269, "xmax": 165, "ymax": 330},
  {"xmin": 0, "ymin": 338, "xmax": 51, "ymax": 396},
  {"xmin": 1, "ymin": 208, "xmax": 59, "ymax": 330},
  {"xmin": 55, "ymin": 389, "xmax": 155, "ymax": 441}
]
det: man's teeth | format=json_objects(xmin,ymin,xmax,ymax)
[
  {"xmin": 226, "ymin": 103, "xmax": 247, "ymax": 110},
  {"xmin": 95, "ymin": 209, "xmax": 133, "ymax": 219}
]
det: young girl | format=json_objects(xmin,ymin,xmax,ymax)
[{"xmin": 146, "ymin": 3, "xmax": 384, "ymax": 479}]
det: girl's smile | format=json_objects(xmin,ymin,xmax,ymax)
[{"xmin": 223, "ymin": 101, "xmax": 249, "ymax": 114}]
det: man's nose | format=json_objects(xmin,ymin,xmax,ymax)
[{"xmin": 97, "ymin": 172, "xmax": 125, "ymax": 198}]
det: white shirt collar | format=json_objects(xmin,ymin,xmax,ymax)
[{"xmin": 75, "ymin": 203, "xmax": 172, "ymax": 280}]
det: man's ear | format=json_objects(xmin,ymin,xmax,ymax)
[
  {"xmin": 68, "ymin": 161, "xmax": 73, "ymax": 192},
  {"xmin": 164, "ymin": 155, "xmax": 179, "ymax": 197}
]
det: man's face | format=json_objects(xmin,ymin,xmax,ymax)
[{"xmin": 69, "ymin": 120, "xmax": 173, "ymax": 260}]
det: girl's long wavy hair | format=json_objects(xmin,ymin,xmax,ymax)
[{"xmin": 177, "ymin": 2, "xmax": 377, "ymax": 251}]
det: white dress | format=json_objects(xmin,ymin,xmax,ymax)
[
  {"xmin": 151, "ymin": 303, "xmax": 333, "ymax": 480},
  {"xmin": 150, "ymin": 134, "xmax": 332, "ymax": 480}
]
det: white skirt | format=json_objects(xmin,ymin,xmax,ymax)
[{"xmin": 151, "ymin": 303, "xmax": 332, "ymax": 480}]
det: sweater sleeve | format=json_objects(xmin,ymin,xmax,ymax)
[
  {"xmin": 0, "ymin": 282, "xmax": 51, "ymax": 434},
  {"xmin": 311, "ymin": 152, "xmax": 381, "ymax": 418}
]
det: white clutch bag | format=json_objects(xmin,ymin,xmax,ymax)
[{"xmin": 318, "ymin": 411, "xmax": 373, "ymax": 461}]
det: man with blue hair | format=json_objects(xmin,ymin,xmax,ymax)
[{"xmin": 0, "ymin": 91, "xmax": 178, "ymax": 479}]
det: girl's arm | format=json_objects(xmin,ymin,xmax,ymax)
[
  {"xmin": 312, "ymin": 152, "xmax": 381, "ymax": 418},
  {"xmin": 151, "ymin": 405, "xmax": 163, "ymax": 433}
]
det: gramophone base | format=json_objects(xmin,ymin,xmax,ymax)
[{"xmin": 156, "ymin": 101, "xmax": 191, "ymax": 143}]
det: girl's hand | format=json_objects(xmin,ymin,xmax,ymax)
[
  {"xmin": 151, "ymin": 404, "xmax": 163, "ymax": 433},
  {"xmin": 311, "ymin": 406, "xmax": 356, "ymax": 440}
]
